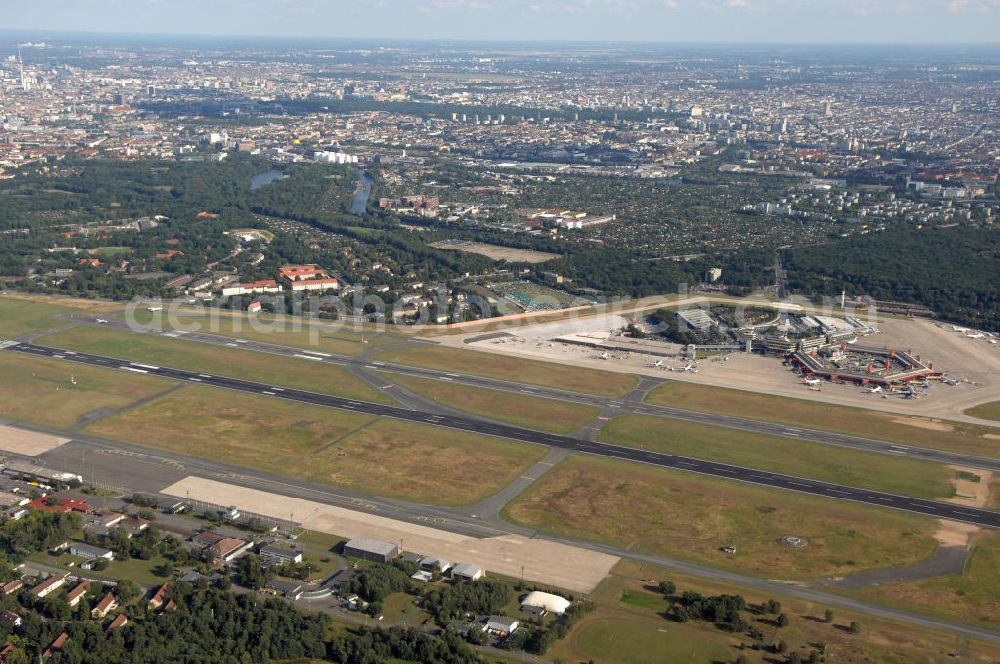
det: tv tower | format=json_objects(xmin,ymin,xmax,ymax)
[{"xmin": 18, "ymin": 46, "xmax": 31, "ymax": 92}]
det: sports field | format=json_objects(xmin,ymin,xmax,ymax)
[
  {"xmin": 646, "ymin": 381, "xmax": 1000, "ymax": 458},
  {"xmin": 386, "ymin": 373, "xmax": 599, "ymax": 433},
  {"xmin": 374, "ymin": 345, "xmax": 638, "ymax": 397},
  {"xmin": 38, "ymin": 326, "xmax": 391, "ymax": 403},
  {"xmin": 0, "ymin": 353, "xmax": 176, "ymax": 429},
  {"xmin": 503, "ymin": 455, "xmax": 940, "ymax": 580},
  {"xmin": 599, "ymin": 414, "xmax": 954, "ymax": 499},
  {"xmin": 86, "ymin": 386, "xmax": 547, "ymax": 506}
]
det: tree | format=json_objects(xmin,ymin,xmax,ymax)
[
  {"xmin": 658, "ymin": 580, "xmax": 676, "ymax": 595},
  {"xmin": 788, "ymin": 652, "xmax": 802, "ymax": 664},
  {"xmin": 776, "ymin": 612, "xmax": 790, "ymax": 627},
  {"xmin": 116, "ymin": 580, "xmax": 141, "ymax": 604},
  {"xmin": 849, "ymin": 620, "xmax": 862, "ymax": 634},
  {"xmin": 775, "ymin": 640, "xmax": 788, "ymax": 654},
  {"xmin": 824, "ymin": 608, "xmax": 834, "ymax": 623}
]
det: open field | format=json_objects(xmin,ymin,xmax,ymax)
[
  {"xmin": 0, "ymin": 297, "xmax": 77, "ymax": 338},
  {"xmin": 373, "ymin": 345, "xmax": 638, "ymax": 397},
  {"xmin": 0, "ymin": 353, "xmax": 176, "ymax": 430},
  {"xmin": 163, "ymin": 476, "xmax": 620, "ymax": 593},
  {"xmin": 503, "ymin": 454, "xmax": 940, "ymax": 580},
  {"xmin": 967, "ymin": 401, "xmax": 1000, "ymax": 422},
  {"xmin": 385, "ymin": 373, "xmax": 600, "ymax": 433},
  {"xmin": 568, "ymin": 617, "xmax": 731, "ymax": 664},
  {"xmin": 86, "ymin": 386, "xmax": 546, "ymax": 506},
  {"xmin": 855, "ymin": 526, "xmax": 1000, "ymax": 628},
  {"xmin": 647, "ymin": 381, "xmax": 1000, "ymax": 459},
  {"xmin": 124, "ymin": 309, "xmax": 397, "ymax": 357},
  {"xmin": 429, "ymin": 240, "xmax": 558, "ymax": 263},
  {"xmin": 543, "ymin": 558, "xmax": 1000, "ymax": 664},
  {"xmin": 599, "ymin": 414, "xmax": 954, "ymax": 499},
  {"xmin": 301, "ymin": 418, "xmax": 548, "ymax": 506},
  {"xmin": 38, "ymin": 326, "xmax": 392, "ymax": 404}
]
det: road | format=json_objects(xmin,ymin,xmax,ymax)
[
  {"xmin": 7, "ymin": 340, "xmax": 1000, "ymax": 530},
  {"xmin": 53, "ymin": 316, "xmax": 1000, "ymax": 473}
]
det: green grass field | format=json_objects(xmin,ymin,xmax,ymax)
[
  {"xmin": 0, "ymin": 297, "xmax": 76, "ymax": 338},
  {"xmin": 86, "ymin": 386, "xmax": 546, "ymax": 506},
  {"xmin": 386, "ymin": 373, "xmax": 599, "ymax": 433},
  {"xmin": 598, "ymin": 414, "xmax": 954, "ymax": 500},
  {"xmin": 645, "ymin": 381, "xmax": 1000, "ymax": 458},
  {"xmin": 124, "ymin": 309, "xmax": 397, "ymax": 357},
  {"xmin": 503, "ymin": 455, "xmax": 939, "ymax": 581},
  {"xmin": 38, "ymin": 326, "xmax": 391, "ymax": 404},
  {"xmin": 0, "ymin": 353, "xmax": 176, "ymax": 429},
  {"xmin": 546, "ymin": 559, "xmax": 1000, "ymax": 664},
  {"xmin": 966, "ymin": 401, "xmax": 1000, "ymax": 423},
  {"xmin": 373, "ymin": 345, "xmax": 638, "ymax": 397}
]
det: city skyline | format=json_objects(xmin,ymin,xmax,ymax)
[{"xmin": 4, "ymin": 0, "xmax": 999, "ymax": 44}]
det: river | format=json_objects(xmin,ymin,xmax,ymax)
[{"xmin": 350, "ymin": 169, "xmax": 373, "ymax": 215}]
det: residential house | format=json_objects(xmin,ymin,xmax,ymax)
[
  {"xmin": 31, "ymin": 575, "xmax": 67, "ymax": 599},
  {"xmin": 91, "ymin": 591, "xmax": 117, "ymax": 619},
  {"xmin": 66, "ymin": 580, "xmax": 91, "ymax": 608}
]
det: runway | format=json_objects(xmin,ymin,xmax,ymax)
[
  {"xmin": 8, "ymin": 340, "xmax": 1000, "ymax": 530},
  {"xmin": 74, "ymin": 317, "xmax": 1000, "ymax": 473}
]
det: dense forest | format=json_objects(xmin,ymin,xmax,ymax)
[{"xmin": 784, "ymin": 226, "xmax": 1000, "ymax": 330}]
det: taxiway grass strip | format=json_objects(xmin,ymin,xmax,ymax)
[
  {"xmin": 373, "ymin": 345, "xmax": 638, "ymax": 397},
  {"xmin": 124, "ymin": 309, "xmax": 397, "ymax": 357},
  {"xmin": 37, "ymin": 326, "xmax": 392, "ymax": 404},
  {"xmin": 646, "ymin": 381, "xmax": 1000, "ymax": 458},
  {"xmin": 0, "ymin": 353, "xmax": 176, "ymax": 430},
  {"xmin": 503, "ymin": 454, "xmax": 939, "ymax": 581},
  {"xmin": 599, "ymin": 414, "xmax": 954, "ymax": 500},
  {"xmin": 85, "ymin": 386, "xmax": 547, "ymax": 507},
  {"xmin": 966, "ymin": 401, "xmax": 1000, "ymax": 423},
  {"xmin": 385, "ymin": 372, "xmax": 600, "ymax": 434}
]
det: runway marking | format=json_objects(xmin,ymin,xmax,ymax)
[
  {"xmin": 130, "ymin": 363, "xmax": 160, "ymax": 370},
  {"xmin": 271, "ymin": 387, "xmax": 285, "ymax": 392},
  {"xmin": 225, "ymin": 343, "xmax": 238, "ymax": 347},
  {"xmin": 788, "ymin": 481, "xmax": 811, "ymax": 487},
  {"xmin": 188, "ymin": 377, "xmax": 202, "ymax": 382},
  {"xmin": 301, "ymin": 350, "xmax": 331, "ymax": 357},
  {"xmin": 262, "ymin": 391, "xmax": 276, "ymax": 396},
  {"xmin": 293, "ymin": 354, "xmax": 323, "ymax": 361},
  {"xmin": 120, "ymin": 367, "xmax": 148, "ymax": 374},
  {"xmin": 198, "ymin": 374, "xmax": 212, "ymax": 378}
]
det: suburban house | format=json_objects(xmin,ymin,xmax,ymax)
[
  {"xmin": 66, "ymin": 580, "xmax": 91, "ymax": 608},
  {"xmin": 107, "ymin": 614, "xmax": 128, "ymax": 631},
  {"xmin": 0, "ymin": 611, "xmax": 22, "ymax": 629},
  {"xmin": 0, "ymin": 580, "xmax": 22, "ymax": 595},
  {"xmin": 31, "ymin": 574, "xmax": 67, "ymax": 599},
  {"xmin": 148, "ymin": 583, "xmax": 170, "ymax": 610},
  {"xmin": 92, "ymin": 591, "xmax": 118, "ymax": 619},
  {"xmin": 42, "ymin": 632, "xmax": 68, "ymax": 659},
  {"xmin": 485, "ymin": 616, "xmax": 519, "ymax": 638}
]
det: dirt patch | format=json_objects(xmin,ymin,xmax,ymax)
[
  {"xmin": 430, "ymin": 240, "xmax": 558, "ymax": 264},
  {"xmin": 934, "ymin": 465, "xmax": 993, "ymax": 548},
  {"xmin": 890, "ymin": 418, "xmax": 955, "ymax": 433},
  {"xmin": 983, "ymin": 433, "xmax": 1000, "ymax": 441},
  {"xmin": 0, "ymin": 424, "xmax": 70, "ymax": 456}
]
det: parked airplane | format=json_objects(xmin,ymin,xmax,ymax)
[
  {"xmin": 598, "ymin": 351, "xmax": 610, "ymax": 360},
  {"xmin": 95, "ymin": 319, "xmax": 108, "ymax": 324},
  {"xmin": 941, "ymin": 376, "xmax": 959, "ymax": 385},
  {"xmin": 648, "ymin": 359, "xmax": 663, "ymax": 368},
  {"xmin": 866, "ymin": 385, "xmax": 883, "ymax": 393},
  {"xmin": 670, "ymin": 364, "xmax": 698, "ymax": 373},
  {"xmin": 802, "ymin": 376, "xmax": 822, "ymax": 386}
]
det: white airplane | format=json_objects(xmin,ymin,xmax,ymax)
[
  {"xmin": 802, "ymin": 376, "xmax": 822, "ymax": 386},
  {"xmin": 598, "ymin": 351, "xmax": 610, "ymax": 360},
  {"xmin": 670, "ymin": 363, "xmax": 697, "ymax": 373},
  {"xmin": 941, "ymin": 376, "xmax": 959, "ymax": 386},
  {"xmin": 867, "ymin": 385, "xmax": 883, "ymax": 394},
  {"xmin": 95, "ymin": 319, "xmax": 108, "ymax": 324},
  {"xmin": 649, "ymin": 359, "xmax": 663, "ymax": 368}
]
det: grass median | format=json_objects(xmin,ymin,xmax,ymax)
[
  {"xmin": 385, "ymin": 373, "xmax": 600, "ymax": 433},
  {"xmin": 373, "ymin": 345, "xmax": 638, "ymax": 397},
  {"xmin": 646, "ymin": 381, "xmax": 1000, "ymax": 458},
  {"xmin": 38, "ymin": 325, "xmax": 391, "ymax": 404},
  {"xmin": 598, "ymin": 414, "xmax": 954, "ymax": 500}
]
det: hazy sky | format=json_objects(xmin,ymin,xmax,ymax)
[{"xmin": 5, "ymin": 0, "xmax": 999, "ymax": 43}]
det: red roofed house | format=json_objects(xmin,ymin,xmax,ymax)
[
  {"xmin": 92, "ymin": 591, "xmax": 118, "ymax": 619},
  {"xmin": 207, "ymin": 537, "xmax": 253, "ymax": 564},
  {"xmin": 278, "ymin": 264, "xmax": 339, "ymax": 292},
  {"xmin": 0, "ymin": 643, "xmax": 14, "ymax": 662},
  {"xmin": 221, "ymin": 279, "xmax": 282, "ymax": 297},
  {"xmin": 107, "ymin": 614, "xmax": 128, "ymax": 631},
  {"xmin": 27, "ymin": 497, "xmax": 91, "ymax": 514},
  {"xmin": 42, "ymin": 632, "xmax": 68, "ymax": 659},
  {"xmin": 197, "ymin": 211, "xmax": 221, "ymax": 219},
  {"xmin": 148, "ymin": 583, "xmax": 169, "ymax": 610},
  {"xmin": 155, "ymin": 249, "xmax": 183, "ymax": 260},
  {"xmin": 78, "ymin": 258, "xmax": 102, "ymax": 268},
  {"xmin": 66, "ymin": 580, "xmax": 91, "ymax": 608},
  {"xmin": 0, "ymin": 580, "xmax": 22, "ymax": 595}
]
